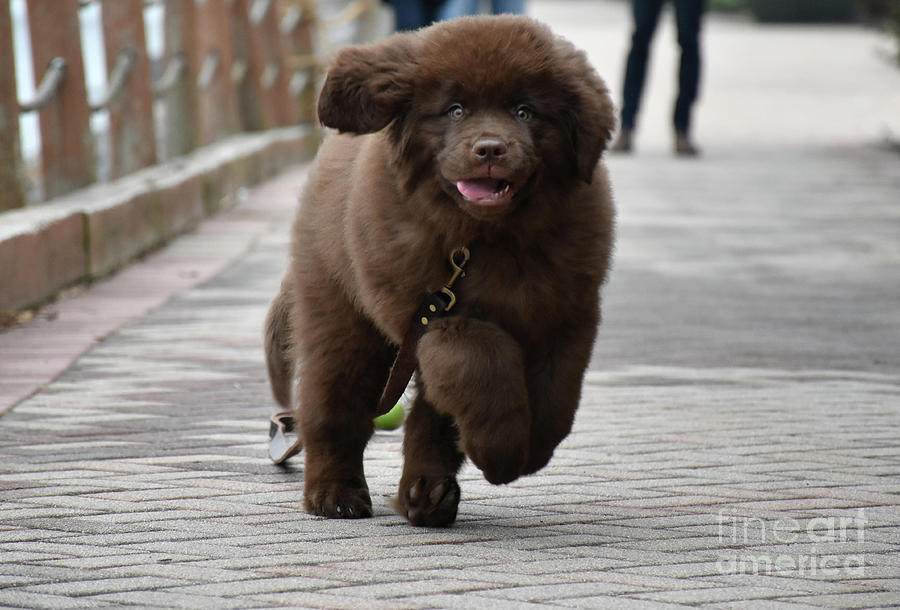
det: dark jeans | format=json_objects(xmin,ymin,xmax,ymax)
[
  {"xmin": 388, "ymin": 0, "xmax": 445, "ymax": 30},
  {"xmin": 620, "ymin": 0, "xmax": 705, "ymax": 133}
]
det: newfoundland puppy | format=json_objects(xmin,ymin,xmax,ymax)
[{"xmin": 265, "ymin": 15, "xmax": 616, "ymax": 526}]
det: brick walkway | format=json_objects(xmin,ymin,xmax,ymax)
[{"xmin": 2, "ymin": 1, "xmax": 899, "ymax": 608}]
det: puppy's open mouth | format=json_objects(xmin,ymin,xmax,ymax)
[{"xmin": 456, "ymin": 178, "xmax": 514, "ymax": 206}]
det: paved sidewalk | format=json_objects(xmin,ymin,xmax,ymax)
[{"xmin": 2, "ymin": 1, "xmax": 899, "ymax": 608}]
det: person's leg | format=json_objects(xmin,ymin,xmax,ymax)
[
  {"xmin": 436, "ymin": 0, "xmax": 480, "ymax": 20},
  {"xmin": 491, "ymin": 0, "xmax": 525, "ymax": 14},
  {"xmin": 391, "ymin": 0, "xmax": 428, "ymax": 30},
  {"xmin": 672, "ymin": 0, "xmax": 704, "ymax": 149},
  {"xmin": 424, "ymin": 0, "xmax": 447, "ymax": 22},
  {"xmin": 614, "ymin": 0, "xmax": 664, "ymax": 151}
]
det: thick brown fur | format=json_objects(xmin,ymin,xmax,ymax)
[{"xmin": 265, "ymin": 16, "xmax": 616, "ymax": 526}]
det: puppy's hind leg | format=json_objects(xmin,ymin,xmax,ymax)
[{"xmin": 264, "ymin": 281, "xmax": 294, "ymax": 407}]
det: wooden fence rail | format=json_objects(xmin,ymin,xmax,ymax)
[{"xmin": 0, "ymin": 0, "xmax": 383, "ymax": 213}]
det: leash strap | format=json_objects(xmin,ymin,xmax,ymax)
[
  {"xmin": 268, "ymin": 248, "xmax": 470, "ymax": 463},
  {"xmin": 377, "ymin": 246, "xmax": 470, "ymax": 416}
]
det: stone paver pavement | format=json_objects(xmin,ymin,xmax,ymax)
[{"xmin": 1, "ymin": 1, "xmax": 899, "ymax": 608}]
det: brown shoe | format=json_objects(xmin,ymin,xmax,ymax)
[
  {"xmin": 675, "ymin": 132, "xmax": 700, "ymax": 156},
  {"xmin": 611, "ymin": 129, "xmax": 633, "ymax": 153}
]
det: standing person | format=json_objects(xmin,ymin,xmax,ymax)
[
  {"xmin": 612, "ymin": 0, "xmax": 706, "ymax": 156},
  {"xmin": 438, "ymin": 0, "xmax": 526, "ymax": 19},
  {"xmin": 386, "ymin": 0, "xmax": 446, "ymax": 30}
]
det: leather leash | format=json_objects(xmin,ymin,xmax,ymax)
[{"xmin": 269, "ymin": 247, "xmax": 470, "ymax": 464}]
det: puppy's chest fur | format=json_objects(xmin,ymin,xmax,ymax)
[
  {"xmin": 451, "ymin": 250, "xmax": 583, "ymax": 346},
  {"xmin": 359, "ymin": 237, "xmax": 593, "ymax": 351}
]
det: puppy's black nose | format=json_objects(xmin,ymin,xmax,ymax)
[{"xmin": 472, "ymin": 139, "xmax": 508, "ymax": 162}]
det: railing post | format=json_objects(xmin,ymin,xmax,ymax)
[
  {"xmin": 192, "ymin": 0, "xmax": 242, "ymax": 146},
  {"xmin": 27, "ymin": 0, "xmax": 94, "ymax": 200},
  {"xmin": 281, "ymin": 0, "xmax": 318, "ymax": 125},
  {"xmin": 0, "ymin": 1, "xmax": 25, "ymax": 211},
  {"xmin": 234, "ymin": 0, "xmax": 294, "ymax": 130},
  {"xmin": 161, "ymin": 0, "xmax": 200, "ymax": 158},
  {"xmin": 100, "ymin": 0, "xmax": 158, "ymax": 179}
]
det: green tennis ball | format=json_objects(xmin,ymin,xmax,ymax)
[{"xmin": 373, "ymin": 403, "xmax": 405, "ymax": 430}]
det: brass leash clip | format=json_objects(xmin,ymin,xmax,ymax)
[{"xmin": 440, "ymin": 247, "xmax": 470, "ymax": 312}]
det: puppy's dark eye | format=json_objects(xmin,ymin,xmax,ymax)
[
  {"xmin": 447, "ymin": 104, "xmax": 465, "ymax": 120},
  {"xmin": 515, "ymin": 105, "xmax": 533, "ymax": 121}
]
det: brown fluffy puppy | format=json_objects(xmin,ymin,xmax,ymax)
[{"xmin": 265, "ymin": 16, "xmax": 616, "ymax": 527}]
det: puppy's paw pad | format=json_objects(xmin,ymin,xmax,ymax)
[{"xmin": 396, "ymin": 476, "xmax": 460, "ymax": 527}]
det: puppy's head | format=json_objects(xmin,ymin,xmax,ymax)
[{"xmin": 317, "ymin": 17, "xmax": 615, "ymax": 221}]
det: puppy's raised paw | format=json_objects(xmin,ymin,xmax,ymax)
[
  {"xmin": 395, "ymin": 476, "xmax": 460, "ymax": 527},
  {"xmin": 462, "ymin": 430, "xmax": 527, "ymax": 485},
  {"xmin": 305, "ymin": 482, "xmax": 373, "ymax": 519}
]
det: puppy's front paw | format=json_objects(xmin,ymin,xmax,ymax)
[
  {"xmin": 462, "ymin": 427, "xmax": 528, "ymax": 485},
  {"xmin": 305, "ymin": 481, "xmax": 373, "ymax": 519},
  {"xmin": 394, "ymin": 476, "xmax": 460, "ymax": 527}
]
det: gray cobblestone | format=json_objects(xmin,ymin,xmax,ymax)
[
  {"xmin": 247, "ymin": 591, "xmax": 429, "ymax": 609},
  {"xmin": 0, "ymin": 590, "xmax": 110, "ymax": 609},
  {"xmin": 23, "ymin": 576, "xmax": 192, "ymax": 597},
  {"xmin": 481, "ymin": 581, "xmax": 646, "ymax": 602},
  {"xmin": 412, "ymin": 595, "xmax": 549, "ymax": 609},
  {"xmin": 90, "ymin": 590, "xmax": 262, "ymax": 609},
  {"xmin": 555, "ymin": 597, "xmax": 694, "ymax": 609},
  {"xmin": 788, "ymin": 592, "xmax": 900, "ymax": 608},
  {"xmin": 712, "ymin": 602, "xmax": 831, "ymax": 610},
  {"xmin": 633, "ymin": 586, "xmax": 805, "ymax": 604}
]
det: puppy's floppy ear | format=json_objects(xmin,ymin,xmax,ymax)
[
  {"xmin": 317, "ymin": 33, "xmax": 418, "ymax": 134},
  {"xmin": 560, "ymin": 50, "xmax": 617, "ymax": 183}
]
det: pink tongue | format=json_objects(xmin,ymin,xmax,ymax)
[{"xmin": 457, "ymin": 178, "xmax": 500, "ymax": 201}]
